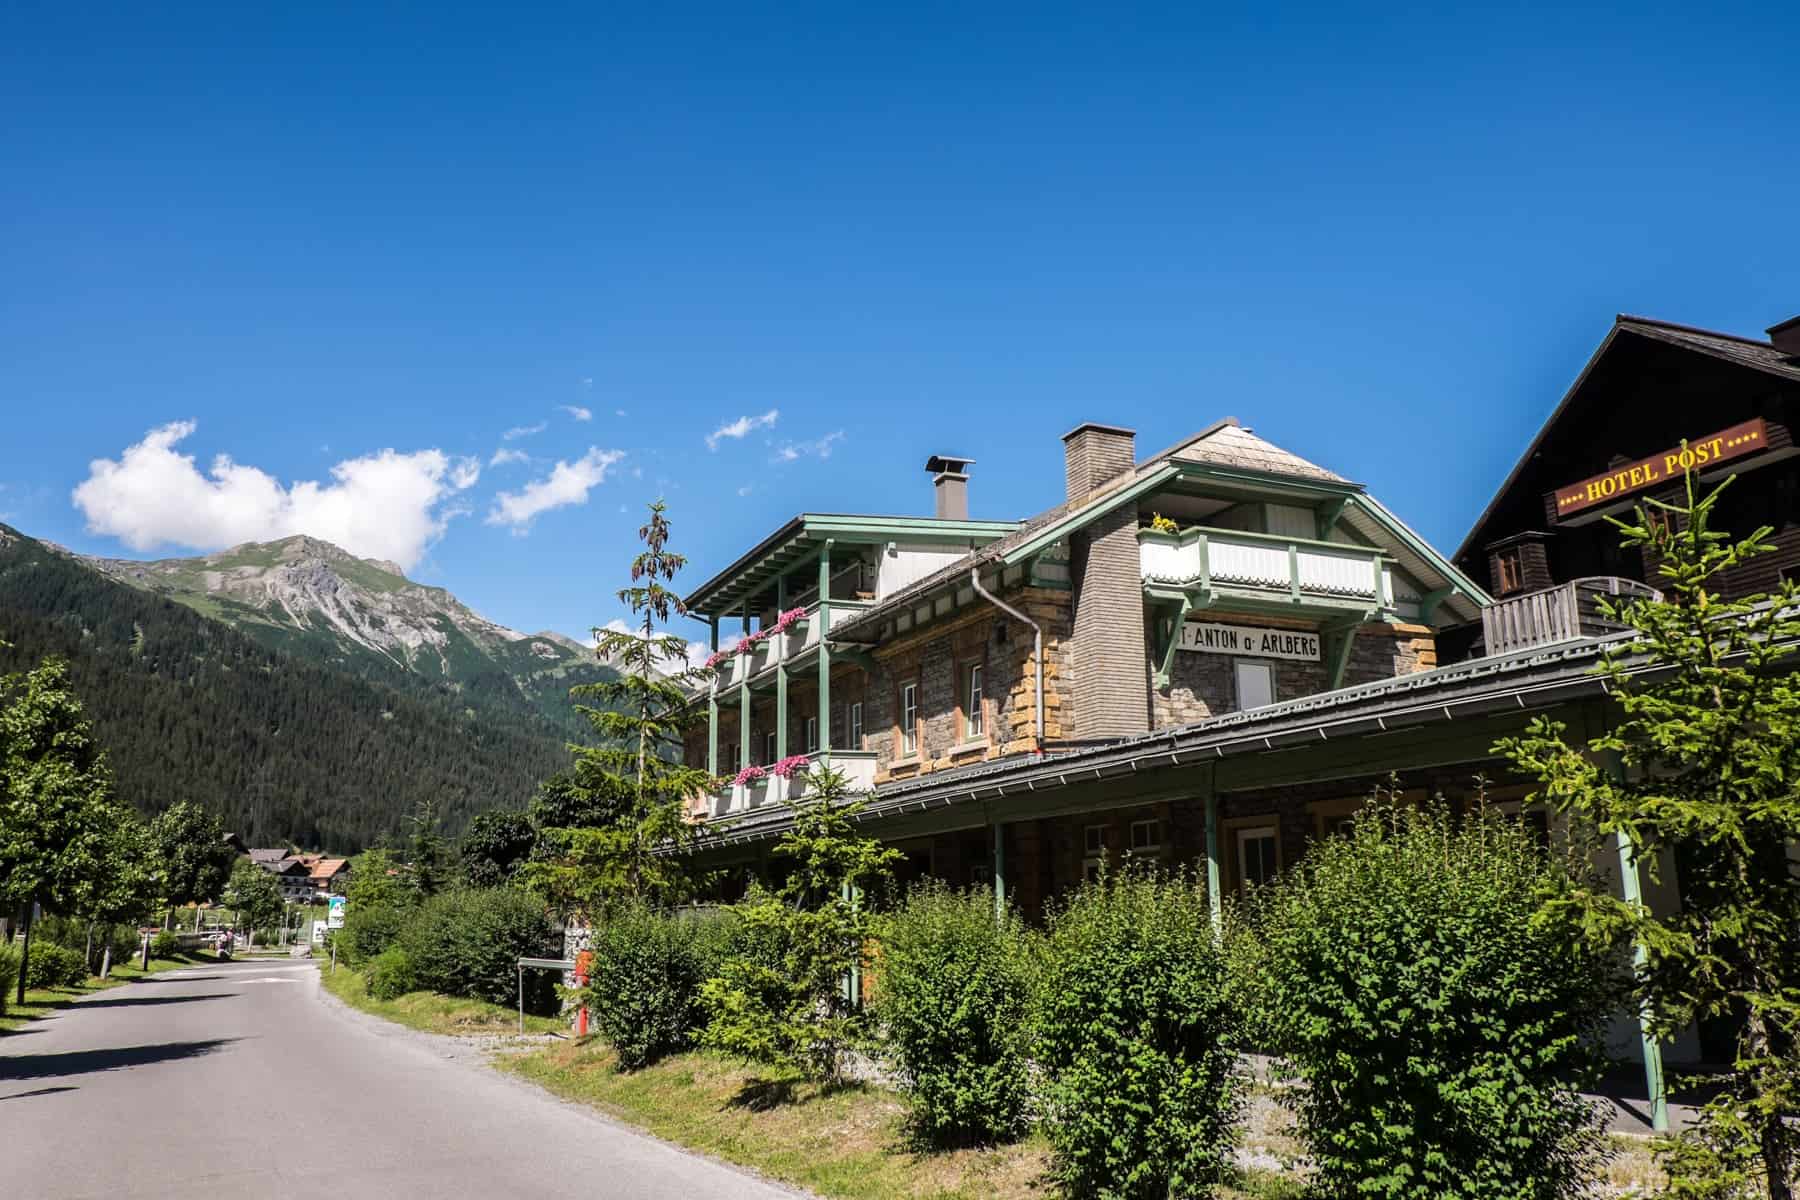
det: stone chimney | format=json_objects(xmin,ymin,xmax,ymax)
[
  {"xmin": 1060, "ymin": 423, "xmax": 1149, "ymax": 740},
  {"xmin": 1768, "ymin": 315, "xmax": 1800, "ymax": 356},
  {"xmin": 925, "ymin": 454, "xmax": 973, "ymax": 520},
  {"xmin": 1062, "ymin": 422, "xmax": 1137, "ymax": 501}
]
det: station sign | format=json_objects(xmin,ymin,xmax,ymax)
[
  {"xmin": 1551, "ymin": 419, "xmax": 1768, "ymax": 519},
  {"xmin": 1178, "ymin": 620, "xmax": 1320, "ymax": 662}
]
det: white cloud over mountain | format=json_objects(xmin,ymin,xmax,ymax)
[
  {"xmin": 487, "ymin": 447, "xmax": 624, "ymax": 532},
  {"xmin": 72, "ymin": 420, "xmax": 479, "ymax": 569}
]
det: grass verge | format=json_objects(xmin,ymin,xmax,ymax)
[
  {"xmin": 0, "ymin": 952, "xmax": 218, "ymax": 1033},
  {"xmin": 499, "ymin": 1041, "xmax": 1302, "ymax": 1200},
  {"xmin": 317, "ymin": 960, "xmax": 564, "ymax": 1037}
]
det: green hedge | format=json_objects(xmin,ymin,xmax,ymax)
[
  {"xmin": 24, "ymin": 942, "xmax": 89, "ymax": 989},
  {"xmin": 338, "ymin": 900, "xmax": 414, "ymax": 967},
  {"xmin": 1035, "ymin": 870, "xmax": 1241, "ymax": 1199},
  {"xmin": 0, "ymin": 944, "xmax": 18, "ymax": 1013},
  {"xmin": 874, "ymin": 883, "xmax": 1036, "ymax": 1146},
  {"xmin": 149, "ymin": 930, "xmax": 182, "ymax": 960},
  {"xmin": 1246, "ymin": 799, "xmax": 1617, "ymax": 1200},
  {"xmin": 401, "ymin": 888, "xmax": 557, "ymax": 1012},
  {"xmin": 582, "ymin": 904, "xmax": 735, "ymax": 1070},
  {"xmin": 367, "ymin": 945, "xmax": 417, "ymax": 1001}
]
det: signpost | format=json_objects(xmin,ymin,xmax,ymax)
[{"xmin": 327, "ymin": 896, "xmax": 345, "ymax": 970}]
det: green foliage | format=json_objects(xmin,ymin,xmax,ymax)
[
  {"xmin": 1034, "ymin": 868, "xmax": 1240, "ymax": 1200},
  {"xmin": 522, "ymin": 502, "xmax": 714, "ymax": 915},
  {"xmin": 338, "ymin": 848, "xmax": 417, "ymax": 964},
  {"xmin": 149, "ymin": 930, "xmax": 181, "ymax": 959},
  {"xmin": 873, "ymin": 883, "xmax": 1035, "ymax": 1147},
  {"xmin": 583, "ymin": 904, "xmax": 736, "ymax": 1069},
  {"xmin": 0, "ymin": 943, "xmax": 16, "ymax": 1013},
  {"xmin": 702, "ymin": 767, "xmax": 903, "ymax": 1084},
  {"xmin": 400, "ymin": 887, "xmax": 557, "ymax": 1011},
  {"xmin": 24, "ymin": 942, "xmax": 88, "ymax": 988},
  {"xmin": 405, "ymin": 795, "xmax": 452, "ymax": 899},
  {"xmin": 223, "ymin": 859, "xmax": 284, "ymax": 934},
  {"xmin": 366, "ymin": 945, "xmax": 418, "ymax": 1001},
  {"xmin": 0, "ymin": 523, "xmax": 595, "ymax": 850},
  {"xmin": 149, "ymin": 800, "xmax": 233, "ymax": 910},
  {"xmin": 1247, "ymin": 793, "xmax": 1614, "ymax": 1200},
  {"xmin": 1497, "ymin": 473, "xmax": 1800, "ymax": 1199},
  {"xmin": 458, "ymin": 807, "xmax": 535, "ymax": 888}
]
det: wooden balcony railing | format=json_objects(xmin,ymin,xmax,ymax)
[{"xmin": 1480, "ymin": 576, "xmax": 1660, "ymax": 657}]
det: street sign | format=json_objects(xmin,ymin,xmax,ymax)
[
  {"xmin": 327, "ymin": 896, "xmax": 346, "ymax": 929},
  {"xmin": 311, "ymin": 920, "xmax": 326, "ymax": 945}
]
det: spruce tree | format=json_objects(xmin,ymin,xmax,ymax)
[
  {"xmin": 525, "ymin": 501, "xmax": 715, "ymax": 914},
  {"xmin": 1499, "ymin": 471, "xmax": 1800, "ymax": 1199}
]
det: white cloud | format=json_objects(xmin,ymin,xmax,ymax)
[
  {"xmin": 581, "ymin": 618, "xmax": 730, "ymax": 673},
  {"xmin": 503, "ymin": 421, "xmax": 547, "ymax": 441},
  {"xmin": 737, "ymin": 484, "xmax": 753, "ymax": 497},
  {"xmin": 487, "ymin": 447, "xmax": 625, "ymax": 531},
  {"xmin": 706, "ymin": 408, "xmax": 779, "ymax": 451},
  {"xmin": 72, "ymin": 420, "xmax": 478, "ymax": 569},
  {"xmin": 560, "ymin": 405, "xmax": 593, "ymax": 422},
  {"xmin": 773, "ymin": 430, "xmax": 845, "ymax": 463},
  {"xmin": 615, "ymin": 409, "xmax": 627, "ymax": 418},
  {"xmin": 489, "ymin": 447, "xmax": 530, "ymax": 467}
]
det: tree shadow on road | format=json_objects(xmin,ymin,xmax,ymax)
[
  {"xmin": 0, "ymin": 1038, "xmax": 240, "ymax": 1082},
  {"xmin": 74, "ymin": 993, "xmax": 235, "ymax": 1009},
  {"xmin": 0, "ymin": 1085, "xmax": 78, "ymax": 1101}
]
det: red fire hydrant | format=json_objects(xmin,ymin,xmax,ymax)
[{"xmin": 574, "ymin": 950, "xmax": 593, "ymax": 1038}]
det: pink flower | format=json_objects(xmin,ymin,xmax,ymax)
[
  {"xmin": 769, "ymin": 754, "xmax": 812, "ymax": 779},
  {"xmin": 769, "ymin": 606, "xmax": 809, "ymax": 635},
  {"xmin": 704, "ymin": 651, "xmax": 728, "ymax": 669},
  {"xmin": 731, "ymin": 764, "xmax": 768, "ymax": 786}
]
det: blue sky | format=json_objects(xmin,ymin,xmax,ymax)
[{"xmin": 4, "ymin": 3, "xmax": 1797, "ymax": 648}]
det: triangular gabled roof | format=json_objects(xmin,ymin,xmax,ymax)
[
  {"xmin": 1454, "ymin": 314, "xmax": 1800, "ymax": 567},
  {"xmin": 1164, "ymin": 420, "xmax": 1345, "ymax": 482}
]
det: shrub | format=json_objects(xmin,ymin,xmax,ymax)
[
  {"xmin": 367, "ymin": 945, "xmax": 417, "ymax": 1000},
  {"xmin": 1035, "ymin": 869, "xmax": 1240, "ymax": 1199},
  {"xmin": 338, "ymin": 900, "xmax": 413, "ymax": 966},
  {"xmin": 1249, "ymin": 795, "xmax": 1618, "ymax": 1200},
  {"xmin": 874, "ymin": 883, "xmax": 1035, "ymax": 1146},
  {"xmin": 0, "ymin": 943, "xmax": 18, "ymax": 1014},
  {"xmin": 149, "ymin": 930, "xmax": 182, "ymax": 960},
  {"xmin": 584, "ymin": 904, "xmax": 735, "ymax": 1069},
  {"xmin": 401, "ymin": 887, "xmax": 557, "ymax": 1011},
  {"xmin": 25, "ymin": 942, "xmax": 90, "ymax": 989}
]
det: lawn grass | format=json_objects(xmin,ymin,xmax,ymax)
[
  {"xmin": 317, "ymin": 959, "xmax": 564, "ymax": 1037},
  {"xmin": 499, "ymin": 1041, "xmax": 1302, "ymax": 1200},
  {"xmin": 0, "ymin": 951, "xmax": 218, "ymax": 1033}
]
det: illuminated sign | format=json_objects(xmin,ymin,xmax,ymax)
[
  {"xmin": 1552, "ymin": 419, "xmax": 1768, "ymax": 518},
  {"xmin": 1179, "ymin": 620, "xmax": 1320, "ymax": 661}
]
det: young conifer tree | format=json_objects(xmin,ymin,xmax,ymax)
[
  {"xmin": 1499, "ymin": 469, "xmax": 1800, "ymax": 1199},
  {"xmin": 526, "ymin": 501, "xmax": 716, "ymax": 914}
]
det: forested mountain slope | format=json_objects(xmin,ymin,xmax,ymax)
[{"xmin": 0, "ymin": 523, "xmax": 593, "ymax": 850}]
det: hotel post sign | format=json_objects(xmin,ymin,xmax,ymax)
[{"xmin": 1552, "ymin": 419, "xmax": 1768, "ymax": 519}]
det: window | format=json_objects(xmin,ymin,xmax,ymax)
[
  {"xmin": 805, "ymin": 716, "xmax": 818, "ymax": 753},
  {"xmin": 1129, "ymin": 818, "xmax": 1161, "ymax": 853},
  {"xmin": 723, "ymin": 742, "xmax": 737, "ymax": 769},
  {"xmin": 1234, "ymin": 660, "xmax": 1274, "ymax": 710},
  {"xmin": 1495, "ymin": 546, "xmax": 1523, "ymax": 594},
  {"xmin": 1083, "ymin": 859, "xmax": 1104, "ymax": 884},
  {"xmin": 1236, "ymin": 826, "xmax": 1279, "ymax": 891},
  {"xmin": 970, "ymin": 863, "xmax": 992, "ymax": 886},
  {"xmin": 1084, "ymin": 824, "xmax": 1106, "ymax": 855},
  {"xmin": 965, "ymin": 664, "xmax": 984, "ymax": 738},
  {"xmin": 764, "ymin": 732, "xmax": 777, "ymax": 764},
  {"xmin": 900, "ymin": 684, "xmax": 918, "ymax": 755},
  {"xmin": 850, "ymin": 702, "xmax": 864, "ymax": 748}
]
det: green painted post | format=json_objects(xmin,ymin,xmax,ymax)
[
  {"xmin": 739, "ymin": 608, "xmax": 752, "ymax": 774},
  {"xmin": 707, "ymin": 616, "xmax": 720, "ymax": 776},
  {"xmin": 776, "ymin": 575, "xmax": 788, "ymax": 763},
  {"xmin": 818, "ymin": 540, "xmax": 833, "ymax": 762},
  {"xmin": 1603, "ymin": 749, "xmax": 1670, "ymax": 1133},
  {"xmin": 1204, "ymin": 789, "xmax": 1222, "ymax": 935}
]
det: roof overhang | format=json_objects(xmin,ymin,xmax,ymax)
[{"xmin": 683, "ymin": 513, "xmax": 1020, "ymax": 617}]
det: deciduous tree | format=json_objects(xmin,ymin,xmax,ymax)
[{"xmin": 150, "ymin": 799, "xmax": 234, "ymax": 930}]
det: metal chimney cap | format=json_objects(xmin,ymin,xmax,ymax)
[{"xmin": 925, "ymin": 454, "xmax": 975, "ymax": 475}]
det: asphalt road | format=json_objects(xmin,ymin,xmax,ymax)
[{"xmin": 0, "ymin": 958, "xmax": 799, "ymax": 1199}]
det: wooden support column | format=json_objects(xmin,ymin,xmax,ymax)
[
  {"xmin": 739, "ymin": 608, "xmax": 752, "ymax": 773},
  {"xmin": 776, "ymin": 575, "xmax": 788, "ymax": 763},
  {"xmin": 707, "ymin": 616, "xmax": 720, "ymax": 776},
  {"xmin": 992, "ymin": 819, "xmax": 1007, "ymax": 919},
  {"xmin": 817, "ymin": 540, "xmax": 833, "ymax": 761},
  {"xmin": 1202, "ymin": 767, "xmax": 1222, "ymax": 935}
]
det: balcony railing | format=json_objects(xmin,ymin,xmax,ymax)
[
  {"xmin": 1481, "ymin": 576, "xmax": 1659, "ymax": 657},
  {"xmin": 712, "ymin": 599, "xmax": 872, "ymax": 690},
  {"xmin": 1139, "ymin": 527, "xmax": 1388, "ymax": 607},
  {"xmin": 710, "ymin": 750, "xmax": 879, "ymax": 818}
]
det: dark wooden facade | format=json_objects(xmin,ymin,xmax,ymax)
[{"xmin": 1455, "ymin": 315, "xmax": 1800, "ymax": 610}]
